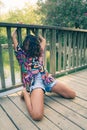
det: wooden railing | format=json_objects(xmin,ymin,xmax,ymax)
[{"xmin": 0, "ymin": 22, "xmax": 87, "ymax": 92}]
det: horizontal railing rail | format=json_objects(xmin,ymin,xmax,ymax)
[{"xmin": 0, "ymin": 22, "xmax": 87, "ymax": 92}]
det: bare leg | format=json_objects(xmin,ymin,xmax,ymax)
[
  {"xmin": 22, "ymin": 88, "xmax": 44, "ymax": 121},
  {"xmin": 51, "ymin": 80, "xmax": 76, "ymax": 99}
]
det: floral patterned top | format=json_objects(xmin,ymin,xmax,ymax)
[{"xmin": 14, "ymin": 45, "xmax": 55, "ymax": 88}]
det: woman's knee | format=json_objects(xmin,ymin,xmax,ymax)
[
  {"xmin": 69, "ymin": 90, "xmax": 76, "ymax": 99},
  {"xmin": 52, "ymin": 81, "xmax": 76, "ymax": 99},
  {"xmin": 31, "ymin": 111, "xmax": 43, "ymax": 121},
  {"xmin": 63, "ymin": 90, "xmax": 76, "ymax": 99}
]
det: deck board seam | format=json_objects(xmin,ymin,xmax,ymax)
[
  {"xmin": 44, "ymin": 114, "xmax": 62, "ymax": 130},
  {"xmin": 7, "ymin": 95, "xmax": 41, "ymax": 130},
  {"xmin": 48, "ymin": 95, "xmax": 87, "ymax": 119},
  {"xmin": 45, "ymin": 95, "xmax": 86, "ymax": 129},
  {"xmin": 0, "ymin": 103, "xmax": 20, "ymax": 130},
  {"xmin": 44, "ymin": 102, "xmax": 83, "ymax": 129},
  {"xmin": 72, "ymin": 100, "xmax": 87, "ymax": 109}
]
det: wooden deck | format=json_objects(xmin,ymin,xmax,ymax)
[{"xmin": 0, "ymin": 69, "xmax": 87, "ymax": 130}]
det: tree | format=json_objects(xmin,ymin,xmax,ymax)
[
  {"xmin": 38, "ymin": 0, "xmax": 87, "ymax": 29},
  {"xmin": 0, "ymin": 2, "xmax": 44, "ymax": 44},
  {"xmin": 0, "ymin": 3, "xmax": 43, "ymax": 25}
]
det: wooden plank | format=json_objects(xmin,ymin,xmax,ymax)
[
  {"xmin": 68, "ymin": 31, "xmax": 72, "ymax": 69},
  {"xmin": 76, "ymin": 32, "xmax": 80, "ymax": 67},
  {"xmin": 47, "ymin": 93, "xmax": 87, "ymax": 118},
  {"xmin": 26, "ymin": 28, "xmax": 30, "ymax": 35},
  {"xmin": 79, "ymin": 33, "xmax": 84, "ymax": 66},
  {"xmin": 45, "ymin": 95, "xmax": 87, "ymax": 130},
  {"xmin": 0, "ymin": 70, "xmax": 87, "ymax": 130},
  {"xmin": 50, "ymin": 29, "xmax": 56, "ymax": 75},
  {"xmin": 16, "ymin": 28, "xmax": 22, "ymax": 81},
  {"xmin": 83, "ymin": 33, "xmax": 87, "ymax": 64},
  {"xmin": 7, "ymin": 27, "xmax": 15, "ymax": 85},
  {"xmin": 0, "ymin": 87, "xmax": 23, "ymax": 97},
  {"xmin": 8, "ymin": 92, "xmax": 60, "ymax": 130},
  {"xmin": 60, "ymin": 74, "xmax": 87, "ymax": 87},
  {"xmin": 34, "ymin": 28, "xmax": 39, "ymax": 36},
  {"xmin": 72, "ymin": 32, "xmax": 77, "ymax": 68},
  {"xmin": 59, "ymin": 74, "xmax": 87, "ymax": 90},
  {"xmin": 0, "ymin": 96, "xmax": 38, "ymax": 130},
  {"xmin": 58, "ymin": 31, "xmax": 62, "ymax": 72},
  {"xmin": 58, "ymin": 70, "xmax": 87, "ymax": 86},
  {"xmin": 42, "ymin": 29, "xmax": 47, "ymax": 68},
  {"xmin": 17, "ymin": 91, "xmax": 85, "ymax": 130},
  {"xmin": 67, "ymin": 73, "xmax": 87, "ymax": 81},
  {"xmin": 0, "ymin": 44, "xmax": 6, "ymax": 88},
  {"xmin": 44, "ymin": 102, "xmax": 81, "ymax": 130},
  {"xmin": 47, "ymin": 92, "xmax": 87, "ymax": 109},
  {"xmin": 67, "ymin": 69, "xmax": 87, "ymax": 76},
  {"xmin": 69, "ymin": 71, "xmax": 87, "ymax": 79},
  {"xmin": 58, "ymin": 76, "xmax": 87, "ymax": 100},
  {"xmin": 68, "ymin": 76, "xmax": 87, "ymax": 88},
  {"xmin": 63, "ymin": 31, "xmax": 67, "ymax": 70},
  {"xmin": 11, "ymin": 92, "xmax": 82, "ymax": 130},
  {"xmin": 17, "ymin": 27, "xmax": 22, "ymax": 46},
  {"xmin": 0, "ymin": 105, "xmax": 17, "ymax": 130},
  {"xmin": 73, "ymin": 97, "xmax": 87, "ymax": 108}
]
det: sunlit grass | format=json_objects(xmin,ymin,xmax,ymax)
[{"xmin": 2, "ymin": 49, "xmax": 20, "ymax": 78}]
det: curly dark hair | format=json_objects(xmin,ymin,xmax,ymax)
[{"xmin": 22, "ymin": 34, "xmax": 42, "ymax": 58}]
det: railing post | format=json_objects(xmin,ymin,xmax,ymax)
[
  {"xmin": 17, "ymin": 27, "xmax": 22, "ymax": 46},
  {"xmin": 72, "ymin": 31, "xmax": 77, "ymax": 68},
  {"xmin": 50, "ymin": 29, "xmax": 56, "ymax": 75},
  {"xmin": 58, "ymin": 31, "xmax": 62, "ymax": 72},
  {"xmin": 76, "ymin": 32, "xmax": 80, "ymax": 67},
  {"xmin": 6, "ymin": 27, "xmax": 15, "ymax": 85},
  {"xmin": 0, "ymin": 43, "xmax": 6, "ymax": 89},
  {"xmin": 16, "ymin": 27, "xmax": 23, "ymax": 82},
  {"xmin": 26, "ymin": 28, "xmax": 30, "ymax": 35},
  {"xmin": 68, "ymin": 31, "xmax": 72, "ymax": 69},
  {"xmin": 42, "ymin": 29, "xmax": 47, "ymax": 68},
  {"xmin": 33, "ymin": 28, "xmax": 39, "ymax": 36},
  {"xmin": 0, "ymin": 23, "xmax": 87, "ymax": 92},
  {"xmin": 83, "ymin": 33, "xmax": 87, "ymax": 64},
  {"xmin": 63, "ymin": 31, "xmax": 67, "ymax": 70},
  {"xmin": 79, "ymin": 32, "xmax": 84, "ymax": 66}
]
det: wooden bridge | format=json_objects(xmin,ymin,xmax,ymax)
[
  {"xmin": 0, "ymin": 23, "xmax": 87, "ymax": 130},
  {"xmin": 0, "ymin": 69, "xmax": 87, "ymax": 130}
]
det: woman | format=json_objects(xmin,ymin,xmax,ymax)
[{"xmin": 12, "ymin": 29, "xmax": 76, "ymax": 121}]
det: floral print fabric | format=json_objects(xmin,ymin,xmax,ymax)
[{"xmin": 15, "ymin": 45, "xmax": 55, "ymax": 88}]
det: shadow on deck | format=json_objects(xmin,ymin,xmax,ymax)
[{"xmin": 0, "ymin": 69, "xmax": 87, "ymax": 130}]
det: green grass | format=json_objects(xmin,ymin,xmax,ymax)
[{"xmin": 2, "ymin": 49, "xmax": 20, "ymax": 73}]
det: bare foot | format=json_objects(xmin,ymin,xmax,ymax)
[{"xmin": 21, "ymin": 88, "xmax": 30, "ymax": 100}]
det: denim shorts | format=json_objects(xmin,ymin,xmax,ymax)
[{"xmin": 29, "ymin": 73, "xmax": 57, "ymax": 93}]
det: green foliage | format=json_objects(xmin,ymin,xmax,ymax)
[
  {"xmin": 2, "ymin": 49, "xmax": 20, "ymax": 72},
  {"xmin": 1, "ymin": 0, "xmax": 87, "ymax": 29},
  {"xmin": 0, "ymin": 3, "xmax": 43, "ymax": 25},
  {"xmin": 0, "ymin": 3, "xmax": 44, "ymax": 44},
  {"xmin": 0, "ymin": 28, "xmax": 7, "ymax": 44},
  {"xmin": 38, "ymin": 0, "xmax": 87, "ymax": 29},
  {"xmin": 0, "ymin": 35, "xmax": 7, "ymax": 44}
]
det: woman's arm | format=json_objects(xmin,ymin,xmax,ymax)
[
  {"xmin": 12, "ymin": 29, "xmax": 18, "ymax": 50},
  {"xmin": 39, "ymin": 35, "xmax": 46, "ymax": 51}
]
